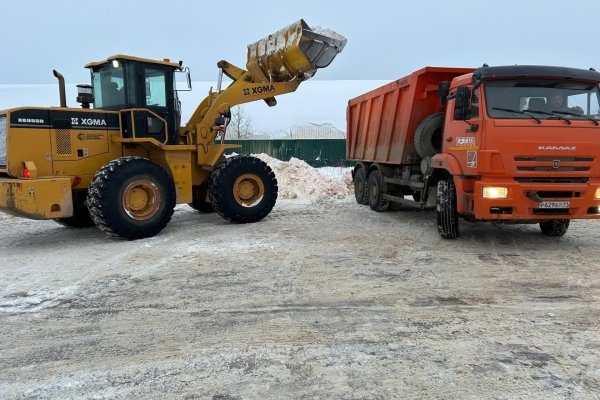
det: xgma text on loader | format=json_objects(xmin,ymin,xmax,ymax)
[{"xmin": 0, "ymin": 20, "xmax": 347, "ymax": 239}]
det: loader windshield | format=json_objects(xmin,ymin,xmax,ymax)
[
  {"xmin": 485, "ymin": 79, "xmax": 600, "ymax": 122},
  {"xmin": 92, "ymin": 63, "xmax": 126, "ymax": 109}
]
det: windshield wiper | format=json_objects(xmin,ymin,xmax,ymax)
[
  {"xmin": 551, "ymin": 110, "xmax": 599, "ymax": 126},
  {"xmin": 492, "ymin": 107, "xmax": 541, "ymax": 124},
  {"xmin": 525, "ymin": 109, "xmax": 571, "ymax": 125}
]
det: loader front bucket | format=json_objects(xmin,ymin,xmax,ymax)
[{"xmin": 247, "ymin": 19, "xmax": 347, "ymax": 83}]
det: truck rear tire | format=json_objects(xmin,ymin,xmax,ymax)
[
  {"xmin": 414, "ymin": 112, "xmax": 445, "ymax": 158},
  {"xmin": 539, "ymin": 219, "xmax": 570, "ymax": 236},
  {"xmin": 353, "ymin": 166, "xmax": 368, "ymax": 205},
  {"xmin": 367, "ymin": 170, "xmax": 388, "ymax": 212},
  {"xmin": 54, "ymin": 190, "xmax": 95, "ymax": 228},
  {"xmin": 209, "ymin": 155, "xmax": 277, "ymax": 223},
  {"xmin": 87, "ymin": 157, "xmax": 176, "ymax": 240},
  {"xmin": 436, "ymin": 179, "xmax": 459, "ymax": 239}
]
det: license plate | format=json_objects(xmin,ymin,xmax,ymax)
[{"xmin": 539, "ymin": 201, "xmax": 570, "ymax": 209}]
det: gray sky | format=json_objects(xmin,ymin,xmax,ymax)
[{"xmin": 1, "ymin": 0, "xmax": 599, "ymax": 84}]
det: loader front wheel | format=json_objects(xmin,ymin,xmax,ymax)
[
  {"xmin": 209, "ymin": 155, "xmax": 277, "ymax": 223},
  {"xmin": 87, "ymin": 157, "xmax": 176, "ymax": 240}
]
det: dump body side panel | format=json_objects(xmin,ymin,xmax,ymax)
[{"xmin": 346, "ymin": 67, "xmax": 474, "ymax": 165}]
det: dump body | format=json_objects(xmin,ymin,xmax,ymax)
[{"xmin": 346, "ymin": 67, "xmax": 473, "ymax": 165}]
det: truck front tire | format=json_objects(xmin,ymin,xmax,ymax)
[
  {"xmin": 209, "ymin": 155, "xmax": 277, "ymax": 223},
  {"xmin": 539, "ymin": 219, "xmax": 570, "ymax": 236},
  {"xmin": 436, "ymin": 179, "xmax": 459, "ymax": 239},
  {"xmin": 87, "ymin": 157, "xmax": 176, "ymax": 240}
]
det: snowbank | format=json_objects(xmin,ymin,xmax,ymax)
[{"xmin": 255, "ymin": 154, "xmax": 352, "ymax": 202}]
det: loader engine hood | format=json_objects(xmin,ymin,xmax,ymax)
[{"xmin": 246, "ymin": 19, "xmax": 347, "ymax": 83}]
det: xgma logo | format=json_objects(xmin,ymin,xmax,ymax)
[{"xmin": 243, "ymin": 85, "xmax": 276, "ymax": 96}]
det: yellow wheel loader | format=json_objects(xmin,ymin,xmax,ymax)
[{"xmin": 0, "ymin": 20, "xmax": 346, "ymax": 239}]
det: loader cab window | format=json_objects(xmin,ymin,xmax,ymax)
[
  {"xmin": 92, "ymin": 63, "xmax": 126, "ymax": 109},
  {"xmin": 144, "ymin": 68, "xmax": 167, "ymax": 108}
]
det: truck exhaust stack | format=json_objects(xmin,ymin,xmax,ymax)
[{"xmin": 247, "ymin": 19, "xmax": 347, "ymax": 83}]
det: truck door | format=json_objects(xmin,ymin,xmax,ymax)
[{"xmin": 444, "ymin": 86, "xmax": 482, "ymax": 173}]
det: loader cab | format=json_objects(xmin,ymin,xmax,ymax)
[{"xmin": 85, "ymin": 55, "xmax": 182, "ymax": 145}]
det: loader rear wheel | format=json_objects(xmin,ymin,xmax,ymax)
[
  {"xmin": 436, "ymin": 178, "xmax": 459, "ymax": 239},
  {"xmin": 87, "ymin": 157, "xmax": 175, "ymax": 240},
  {"xmin": 54, "ymin": 190, "xmax": 95, "ymax": 228},
  {"xmin": 353, "ymin": 166, "xmax": 368, "ymax": 205},
  {"xmin": 414, "ymin": 112, "xmax": 445, "ymax": 158},
  {"xmin": 367, "ymin": 170, "xmax": 388, "ymax": 212},
  {"xmin": 539, "ymin": 219, "xmax": 570, "ymax": 236},
  {"xmin": 209, "ymin": 155, "xmax": 277, "ymax": 223}
]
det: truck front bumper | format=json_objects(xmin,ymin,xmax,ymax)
[
  {"xmin": 0, "ymin": 177, "xmax": 73, "ymax": 220},
  {"xmin": 473, "ymin": 179, "xmax": 600, "ymax": 221}
]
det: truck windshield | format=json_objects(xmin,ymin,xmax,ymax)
[
  {"xmin": 92, "ymin": 63, "xmax": 126, "ymax": 109},
  {"xmin": 484, "ymin": 79, "xmax": 600, "ymax": 122}
]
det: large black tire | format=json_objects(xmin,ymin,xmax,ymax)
[
  {"xmin": 209, "ymin": 155, "xmax": 277, "ymax": 223},
  {"xmin": 54, "ymin": 190, "xmax": 95, "ymax": 228},
  {"xmin": 367, "ymin": 170, "xmax": 388, "ymax": 212},
  {"xmin": 436, "ymin": 179, "xmax": 459, "ymax": 239},
  {"xmin": 353, "ymin": 166, "xmax": 368, "ymax": 205},
  {"xmin": 189, "ymin": 184, "xmax": 214, "ymax": 213},
  {"xmin": 87, "ymin": 157, "xmax": 176, "ymax": 240},
  {"xmin": 539, "ymin": 219, "xmax": 570, "ymax": 236},
  {"xmin": 414, "ymin": 112, "xmax": 445, "ymax": 158}
]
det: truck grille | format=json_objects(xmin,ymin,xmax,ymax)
[
  {"xmin": 0, "ymin": 115, "xmax": 6, "ymax": 167},
  {"xmin": 514, "ymin": 156, "xmax": 594, "ymax": 173},
  {"xmin": 514, "ymin": 177, "xmax": 588, "ymax": 183}
]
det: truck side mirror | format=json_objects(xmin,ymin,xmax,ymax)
[{"xmin": 454, "ymin": 86, "xmax": 472, "ymax": 120}]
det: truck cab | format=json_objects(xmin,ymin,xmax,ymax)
[{"xmin": 436, "ymin": 66, "xmax": 600, "ymax": 235}]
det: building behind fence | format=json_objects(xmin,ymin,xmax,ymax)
[{"xmin": 223, "ymin": 123, "xmax": 350, "ymax": 167}]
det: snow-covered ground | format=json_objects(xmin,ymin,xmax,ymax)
[{"xmin": 1, "ymin": 157, "xmax": 599, "ymax": 399}]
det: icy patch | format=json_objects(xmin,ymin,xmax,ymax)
[{"xmin": 1, "ymin": 284, "xmax": 79, "ymax": 313}]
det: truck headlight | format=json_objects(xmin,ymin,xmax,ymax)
[
  {"xmin": 595, "ymin": 188, "xmax": 600, "ymax": 200},
  {"xmin": 483, "ymin": 187, "xmax": 508, "ymax": 199}
]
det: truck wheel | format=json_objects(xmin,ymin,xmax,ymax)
[
  {"xmin": 367, "ymin": 170, "xmax": 388, "ymax": 212},
  {"xmin": 209, "ymin": 155, "xmax": 277, "ymax": 223},
  {"xmin": 87, "ymin": 157, "xmax": 176, "ymax": 240},
  {"xmin": 189, "ymin": 184, "xmax": 214, "ymax": 213},
  {"xmin": 353, "ymin": 166, "xmax": 368, "ymax": 205},
  {"xmin": 436, "ymin": 179, "xmax": 459, "ymax": 239},
  {"xmin": 414, "ymin": 112, "xmax": 444, "ymax": 158},
  {"xmin": 539, "ymin": 219, "xmax": 570, "ymax": 236},
  {"xmin": 54, "ymin": 190, "xmax": 95, "ymax": 228}
]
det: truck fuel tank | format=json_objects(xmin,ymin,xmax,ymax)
[{"xmin": 246, "ymin": 19, "xmax": 347, "ymax": 83}]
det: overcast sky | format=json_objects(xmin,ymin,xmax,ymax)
[{"xmin": 1, "ymin": 0, "xmax": 599, "ymax": 84}]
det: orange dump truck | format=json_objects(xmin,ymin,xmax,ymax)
[{"xmin": 347, "ymin": 65, "xmax": 600, "ymax": 238}]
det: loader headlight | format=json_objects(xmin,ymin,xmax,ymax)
[
  {"xmin": 483, "ymin": 186, "xmax": 508, "ymax": 199},
  {"xmin": 595, "ymin": 188, "xmax": 600, "ymax": 200}
]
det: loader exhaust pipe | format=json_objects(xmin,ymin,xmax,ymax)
[{"xmin": 52, "ymin": 69, "xmax": 67, "ymax": 108}]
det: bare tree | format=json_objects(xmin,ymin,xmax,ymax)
[{"xmin": 227, "ymin": 105, "xmax": 254, "ymax": 139}]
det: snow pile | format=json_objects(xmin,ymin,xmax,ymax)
[{"xmin": 255, "ymin": 154, "xmax": 352, "ymax": 202}]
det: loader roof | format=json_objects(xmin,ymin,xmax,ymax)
[{"xmin": 85, "ymin": 54, "xmax": 181, "ymax": 69}]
